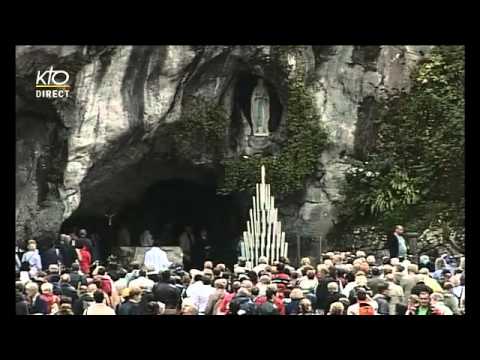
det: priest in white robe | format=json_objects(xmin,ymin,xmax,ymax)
[{"xmin": 144, "ymin": 241, "xmax": 171, "ymax": 273}]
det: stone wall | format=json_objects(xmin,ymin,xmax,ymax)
[{"xmin": 16, "ymin": 45, "xmax": 431, "ymax": 252}]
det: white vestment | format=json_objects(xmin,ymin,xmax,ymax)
[{"xmin": 144, "ymin": 247, "xmax": 171, "ymax": 273}]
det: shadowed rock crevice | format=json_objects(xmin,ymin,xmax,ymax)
[
  {"xmin": 354, "ymin": 96, "xmax": 380, "ymax": 160},
  {"xmin": 122, "ymin": 46, "xmax": 155, "ymax": 128},
  {"xmin": 16, "ymin": 98, "xmax": 68, "ymax": 244}
]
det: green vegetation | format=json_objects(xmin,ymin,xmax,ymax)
[
  {"xmin": 169, "ymin": 97, "xmax": 228, "ymax": 162},
  {"xmin": 338, "ymin": 46, "xmax": 464, "ymax": 248},
  {"xmin": 218, "ymin": 48, "xmax": 329, "ymax": 197}
]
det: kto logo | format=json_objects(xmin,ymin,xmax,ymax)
[{"xmin": 35, "ymin": 66, "xmax": 71, "ymax": 98}]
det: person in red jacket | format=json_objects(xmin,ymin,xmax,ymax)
[
  {"xmin": 271, "ymin": 263, "xmax": 291, "ymax": 289},
  {"xmin": 255, "ymin": 285, "xmax": 286, "ymax": 315},
  {"xmin": 76, "ymin": 240, "xmax": 92, "ymax": 275},
  {"xmin": 217, "ymin": 281, "xmax": 241, "ymax": 315},
  {"xmin": 40, "ymin": 282, "xmax": 60, "ymax": 314}
]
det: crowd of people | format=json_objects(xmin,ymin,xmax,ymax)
[{"xmin": 15, "ymin": 228, "xmax": 465, "ymax": 315}]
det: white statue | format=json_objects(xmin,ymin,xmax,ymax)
[{"xmin": 251, "ymin": 78, "xmax": 270, "ymax": 136}]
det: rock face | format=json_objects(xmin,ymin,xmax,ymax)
[{"xmin": 15, "ymin": 45, "xmax": 430, "ymax": 253}]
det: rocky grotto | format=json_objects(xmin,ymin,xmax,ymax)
[{"xmin": 16, "ymin": 45, "xmax": 434, "ymax": 262}]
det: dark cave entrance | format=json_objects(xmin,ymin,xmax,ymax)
[{"xmin": 61, "ymin": 177, "xmax": 248, "ymax": 268}]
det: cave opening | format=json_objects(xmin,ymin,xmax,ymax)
[{"xmin": 61, "ymin": 177, "xmax": 248, "ymax": 268}]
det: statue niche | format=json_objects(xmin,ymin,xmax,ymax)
[{"xmin": 251, "ymin": 78, "xmax": 270, "ymax": 136}]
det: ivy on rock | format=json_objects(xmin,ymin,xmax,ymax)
[
  {"xmin": 167, "ymin": 96, "xmax": 228, "ymax": 162},
  {"xmin": 218, "ymin": 54, "xmax": 329, "ymax": 197}
]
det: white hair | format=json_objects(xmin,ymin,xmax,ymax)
[
  {"xmin": 241, "ymin": 280, "xmax": 253, "ymax": 289},
  {"xmin": 430, "ymin": 292, "xmax": 444, "ymax": 302},
  {"xmin": 267, "ymin": 284, "xmax": 278, "ymax": 292},
  {"xmin": 258, "ymin": 256, "xmax": 268, "ymax": 264},
  {"xmin": 60, "ymin": 234, "xmax": 71, "ymax": 244},
  {"xmin": 355, "ymin": 275, "xmax": 368, "ymax": 287},
  {"xmin": 390, "ymin": 258, "xmax": 400, "ymax": 266},
  {"xmin": 237, "ymin": 287, "xmax": 251, "ymax": 297},
  {"xmin": 327, "ymin": 281, "xmax": 339, "ymax": 292},
  {"xmin": 41, "ymin": 282, "xmax": 53, "ymax": 293},
  {"xmin": 25, "ymin": 282, "xmax": 39, "ymax": 292},
  {"xmin": 260, "ymin": 275, "xmax": 271, "ymax": 284}
]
